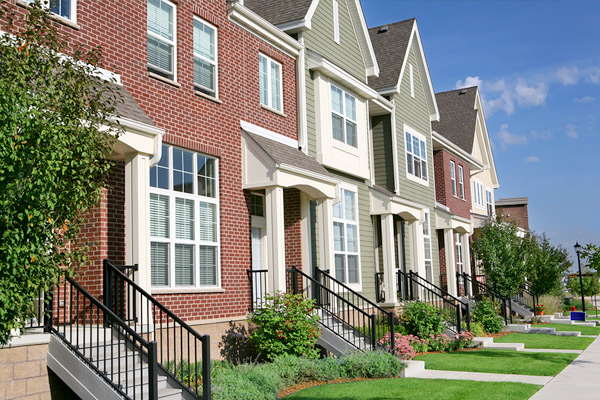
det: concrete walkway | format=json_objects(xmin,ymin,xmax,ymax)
[{"xmin": 530, "ymin": 335, "xmax": 600, "ymax": 399}]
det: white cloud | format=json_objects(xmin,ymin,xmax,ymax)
[
  {"xmin": 555, "ymin": 66, "xmax": 579, "ymax": 85},
  {"xmin": 455, "ymin": 76, "xmax": 483, "ymax": 89},
  {"xmin": 524, "ymin": 156, "xmax": 540, "ymax": 163},
  {"xmin": 574, "ymin": 96, "xmax": 595, "ymax": 103},
  {"xmin": 514, "ymin": 78, "xmax": 548, "ymax": 106},
  {"xmin": 588, "ymin": 68, "xmax": 600, "ymax": 84},
  {"xmin": 496, "ymin": 124, "xmax": 528, "ymax": 149},
  {"xmin": 566, "ymin": 124, "xmax": 579, "ymax": 139},
  {"xmin": 531, "ymin": 129, "xmax": 552, "ymax": 140}
]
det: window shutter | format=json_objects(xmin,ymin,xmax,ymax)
[
  {"xmin": 199, "ymin": 246, "xmax": 216, "ymax": 285},
  {"xmin": 151, "ymin": 242, "xmax": 169, "ymax": 286},
  {"xmin": 175, "ymin": 244, "xmax": 194, "ymax": 286},
  {"xmin": 150, "ymin": 193, "xmax": 169, "ymax": 238}
]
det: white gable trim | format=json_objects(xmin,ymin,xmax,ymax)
[
  {"xmin": 346, "ymin": 0, "xmax": 379, "ymax": 78},
  {"xmin": 241, "ymin": 120, "xmax": 299, "ymax": 148},
  {"xmin": 308, "ymin": 51, "xmax": 377, "ymax": 99},
  {"xmin": 474, "ymin": 91, "xmax": 499, "ymax": 188},
  {"xmin": 276, "ymin": 0, "xmax": 320, "ymax": 32}
]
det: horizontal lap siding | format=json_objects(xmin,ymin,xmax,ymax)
[{"xmin": 372, "ymin": 114, "xmax": 395, "ymax": 192}]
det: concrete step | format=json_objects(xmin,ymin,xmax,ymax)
[
  {"xmin": 504, "ymin": 324, "xmax": 531, "ymax": 332},
  {"xmin": 473, "ymin": 336, "xmax": 524, "ymax": 351},
  {"xmin": 400, "ymin": 360, "xmax": 425, "ymax": 377}
]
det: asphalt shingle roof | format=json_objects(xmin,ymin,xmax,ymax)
[
  {"xmin": 245, "ymin": 132, "xmax": 333, "ymax": 178},
  {"xmin": 244, "ymin": 0, "xmax": 314, "ymax": 27},
  {"xmin": 432, "ymin": 87, "xmax": 479, "ymax": 154},
  {"xmin": 368, "ymin": 19, "xmax": 415, "ymax": 90},
  {"xmin": 112, "ymin": 83, "xmax": 155, "ymax": 126}
]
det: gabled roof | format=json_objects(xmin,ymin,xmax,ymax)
[
  {"xmin": 243, "ymin": 0, "xmax": 315, "ymax": 28},
  {"xmin": 368, "ymin": 19, "xmax": 414, "ymax": 90},
  {"xmin": 112, "ymin": 83, "xmax": 155, "ymax": 126},
  {"xmin": 432, "ymin": 87, "xmax": 478, "ymax": 154},
  {"xmin": 368, "ymin": 19, "xmax": 438, "ymax": 120}
]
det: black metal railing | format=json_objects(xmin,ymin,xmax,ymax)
[
  {"xmin": 458, "ymin": 272, "xmax": 512, "ymax": 324},
  {"xmin": 48, "ymin": 276, "xmax": 160, "ymax": 400},
  {"xmin": 375, "ymin": 272, "xmax": 385, "ymax": 303},
  {"xmin": 397, "ymin": 270, "xmax": 470, "ymax": 333},
  {"xmin": 287, "ymin": 266, "xmax": 395, "ymax": 354},
  {"xmin": 25, "ymin": 290, "xmax": 47, "ymax": 329},
  {"xmin": 104, "ymin": 259, "xmax": 211, "ymax": 399},
  {"xmin": 511, "ymin": 283, "xmax": 538, "ymax": 314},
  {"xmin": 247, "ymin": 269, "xmax": 268, "ymax": 312}
]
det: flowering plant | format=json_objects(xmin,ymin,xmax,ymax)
[
  {"xmin": 449, "ymin": 331, "xmax": 474, "ymax": 350},
  {"xmin": 378, "ymin": 332, "xmax": 416, "ymax": 360},
  {"xmin": 535, "ymin": 304, "xmax": 545, "ymax": 313}
]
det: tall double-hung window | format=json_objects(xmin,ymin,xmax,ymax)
[
  {"xmin": 486, "ymin": 190, "xmax": 493, "ymax": 216},
  {"xmin": 193, "ymin": 17, "xmax": 217, "ymax": 96},
  {"xmin": 405, "ymin": 131, "xmax": 428, "ymax": 182},
  {"xmin": 423, "ymin": 211, "xmax": 433, "ymax": 281},
  {"xmin": 458, "ymin": 165, "xmax": 465, "ymax": 199},
  {"xmin": 26, "ymin": 0, "xmax": 76, "ymax": 21},
  {"xmin": 473, "ymin": 180, "xmax": 484, "ymax": 208},
  {"xmin": 148, "ymin": 0, "xmax": 176, "ymax": 80},
  {"xmin": 259, "ymin": 54, "xmax": 282, "ymax": 112},
  {"xmin": 331, "ymin": 85, "xmax": 357, "ymax": 147},
  {"xmin": 150, "ymin": 145, "xmax": 219, "ymax": 288},
  {"xmin": 333, "ymin": 188, "xmax": 360, "ymax": 286},
  {"xmin": 450, "ymin": 161, "xmax": 457, "ymax": 197}
]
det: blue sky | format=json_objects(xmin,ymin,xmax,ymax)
[{"xmin": 362, "ymin": 0, "xmax": 600, "ymax": 263}]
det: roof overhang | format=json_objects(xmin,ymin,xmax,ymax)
[
  {"xmin": 432, "ymin": 131, "xmax": 484, "ymax": 172},
  {"xmin": 370, "ymin": 186, "xmax": 422, "ymax": 221},
  {"xmin": 369, "ymin": 95, "xmax": 393, "ymax": 116},
  {"xmin": 308, "ymin": 51, "xmax": 377, "ymax": 99},
  {"xmin": 435, "ymin": 205, "xmax": 472, "ymax": 234},
  {"xmin": 242, "ymin": 130, "xmax": 339, "ymax": 200}
]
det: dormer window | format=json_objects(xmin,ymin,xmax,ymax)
[
  {"xmin": 331, "ymin": 84, "xmax": 357, "ymax": 147},
  {"xmin": 405, "ymin": 130, "xmax": 428, "ymax": 183}
]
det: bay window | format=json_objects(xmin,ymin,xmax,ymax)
[{"xmin": 331, "ymin": 85, "xmax": 357, "ymax": 147}]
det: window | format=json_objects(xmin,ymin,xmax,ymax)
[
  {"xmin": 486, "ymin": 190, "xmax": 493, "ymax": 216},
  {"xmin": 147, "ymin": 0, "xmax": 176, "ymax": 80},
  {"xmin": 193, "ymin": 17, "xmax": 217, "ymax": 96},
  {"xmin": 450, "ymin": 161, "xmax": 457, "ymax": 197},
  {"xmin": 259, "ymin": 54, "xmax": 282, "ymax": 112},
  {"xmin": 149, "ymin": 145, "xmax": 219, "ymax": 288},
  {"xmin": 409, "ymin": 64, "xmax": 415, "ymax": 98},
  {"xmin": 26, "ymin": 0, "xmax": 76, "ymax": 21},
  {"xmin": 250, "ymin": 193, "xmax": 264, "ymax": 217},
  {"xmin": 333, "ymin": 189, "xmax": 360, "ymax": 286},
  {"xmin": 423, "ymin": 211, "xmax": 433, "ymax": 282},
  {"xmin": 332, "ymin": 0, "xmax": 340, "ymax": 44},
  {"xmin": 405, "ymin": 131, "xmax": 428, "ymax": 182},
  {"xmin": 455, "ymin": 233, "xmax": 463, "ymax": 274},
  {"xmin": 331, "ymin": 85, "xmax": 357, "ymax": 147},
  {"xmin": 458, "ymin": 165, "xmax": 465, "ymax": 199},
  {"xmin": 473, "ymin": 180, "xmax": 484, "ymax": 208}
]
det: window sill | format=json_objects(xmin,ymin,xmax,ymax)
[
  {"xmin": 406, "ymin": 173, "xmax": 430, "ymax": 187},
  {"xmin": 16, "ymin": 0, "xmax": 80, "ymax": 30},
  {"xmin": 151, "ymin": 287, "xmax": 225, "ymax": 295},
  {"xmin": 148, "ymin": 71, "xmax": 181, "ymax": 88},
  {"xmin": 260, "ymin": 104, "xmax": 286, "ymax": 117},
  {"xmin": 194, "ymin": 90, "xmax": 222, "ymax": 104}
]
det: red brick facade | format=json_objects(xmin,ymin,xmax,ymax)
[
  {"xmin": 496, "ymin": 203, "xmax": 529, "ymax": 231},
  {"xmin": 8, "ymin": 0, "xmax": 300, "ymax": 322},
  {"xmin": 433, "ymin": 149, "xmax": 471, "ymax": 220}
]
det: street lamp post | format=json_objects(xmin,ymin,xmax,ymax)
[{"xmin": 575, "ymin": 242, "xmax": 585, "ymax": 313}]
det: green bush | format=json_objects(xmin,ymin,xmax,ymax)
[
  {"xmin": 337, "ymin": 351, "xmax": 403, "ymax": 379},
  {"xmin": 472, "ymin": 298, "xmax": 504, "ymax": 333},
  {"xmin": 398, "ymin": 301, "xmax": 447, "ymax": 338},
  {"xmin": 469, "ymin": 321, "xmax": 486, "ymax": 337},
  {"xmin": 248, "ymin": 292, "xmax": 321, "ymax": 360}
]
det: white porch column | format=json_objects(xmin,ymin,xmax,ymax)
[
  {"xmin": 444, "ymin": 229, "xmax": 457, "ymax": 296},
  {"xmin": 266, "ymin": 187, "xmax": 286, "ymax": 293},
  {"xmin": 463, "ymin": 234, "xmax": 472, "ymax": 277},
  {"xmin": 381, "ymin": 214, "xmax": 398, "ymax": 306},
  {"xmin": 125, "ymin": 153, "xmax": 151, "ymax": 293},
  {"xmin": 317, "ymin": 199, "xmax": 335, "ymax": 273}
]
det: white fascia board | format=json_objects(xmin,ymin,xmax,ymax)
[
  {"xmin": 276, "ymin": 19, "xmax": 309, "ymax": 33},
  {"xmin": 278, "ymin": 163, "xmax": 340, "ymax": 186},
  {"xmin": 432, "ymin": 131, "xmax": 484, "ymax": 171},
  {"xmin": 228, "ymin": 4, "xmax": 302, "ymax": 58},
  {"xmin": 241, "ymin": 120, "xmax": 299, "ymax": 148},
  {"xmin": 308, "ymin": 52, "xmax": 377, "ymax": 99},
  {"xmin": 304, "ymin": 0, "xmax": 320, "ymax": 29},
  {"xmin": 475, "ymin": 91, "xmax": 499, "ymax": 188}
]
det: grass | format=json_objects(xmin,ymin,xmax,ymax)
[
  {"xmin": 285, "ymin": 378, "xmax": 541, "ymax": 400},
  {"xmin": 532, "ymin": 323, "xmax": 600, "ymax": 336},
  {"xmin": 414, "ymin": 349, "xmax": 576, "ymax": 376},
  {"xmin": 495, "ymin": 333, "xmax": 594, "ymax": 350}
]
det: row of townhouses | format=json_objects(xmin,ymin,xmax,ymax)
[{"xmin": 3, "ymin": 1, "xmax": 506, "ymax": 399}]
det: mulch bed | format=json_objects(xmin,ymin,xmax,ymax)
[
  {"xmin": 483, "ymin": 331, "xmax": 515, "ymax": 338},
  {"xmin": 277, "ymin": 377, "xmax": 392, "ymax": 399}
]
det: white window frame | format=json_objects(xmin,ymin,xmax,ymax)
[
  {"xmin": 149, "ymin": 145, "xmax": 220, "ymax": 290},
  {"xmin": 26, "ymin": 0, "xmax": 77, "ymax": 22},
  {"xmin": 259, "ymin": 53, "xmax": 283, "ymax": 112},
  {"xmin": 193, "ymin": 16, "xmax": 218, "ymax": 97},
  {"xmin": 332, "ymin": 185, "xmax": 361, "ymax": 290},
  {"xmin": 147, "ymin": 0, "xmax": 177, "ymax": 81},
  {"xmin": 409, "ymin": 64, "xmax": 415, "ymax": 98},
  {"xmin": 423, "ymin": 210, "xmax": 433, "ymax": 282},
  {"xmin": 458, "ymin": 165, "xmax": 465, "ymax": 199},
  {"xmin": 404, "ymin": 127, "xmax": 429, "ymax": 185},
  {"xmin": 330, "ymin": 84, "xmax": 358, "ymax": 148},
  {"xmin": 473, "ymin": 179, "xmax": 484, "ymax": 208},
  {"xmin": 486, "ymin": 189, "xmax": 493, "ymax": 216},
  {"xmin": 455, "ymin": 233, "xmax": 463, "ymax": 274},
  {"xmin": 450, "ymin": 160, "xmax": 457, "ymax": 197},
  {"xmin": 332, "ymin": 0, "xmax": 340, "ymax": 44}
]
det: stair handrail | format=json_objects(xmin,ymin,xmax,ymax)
[
  {"xmin": 104, "ymin": 259, "xmax": 211, "ymax": 400},
  {"xmin": 288, "ymin": 266, "xmax": 395, "ymax": 354},
  {"xmin": 48, "ymin": 276, "xmax": 159, "ymax": 400},
  {"xmin": 459, "ymin": 272, "xmax": 512, "ymax": 324}
]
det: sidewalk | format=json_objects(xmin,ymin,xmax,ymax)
[{"xmin": 530, "ymin": 334, "xmax": 600, "ymax": 399}]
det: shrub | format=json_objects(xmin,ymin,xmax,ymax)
[
  {"xmin": 469, "ymin": 321, "xmax": 486, "ymax": 337},
  {"xmin": 449, "ymin": 331, "xmax": 475, "ymax": 350},
  {"xmin": 211, "ymin": 361, "xmax": 285, "ymax": 400},
  {"xmin": 398, "ymin": 301, "xmax": 447, "ymax": 338},
  {"xmin": 427, "ymin": 334, "xmax": 450, "ymax": 352},
  {"xmin": 472, "ymin": 298, "xmax": 504, "ymax": 333},
  {"xmin": 338, "ymin": 351, "xmax": 403, "ymax": 379},
  {"xmin": 377, "ymin": 332, "xmax": 416, "ymax": 360},
  {"xmin": 537, "ymin": 294, "xmax": 563, "ymax": 315},
  {"xmin": 405, "ymin": 334, "xmax": 428, "ymax": 353},
  {"xmin": 248, "ymin": 292, "xmax": 321, "ymax": 360}
]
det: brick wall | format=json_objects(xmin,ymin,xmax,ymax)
[
  {"xmin": 496, "ymin": 204, "xmax": 529, "ymax": 231},
  {"xmin": 433, "ymin": 149, "xmax": 471, "ymax": 219}
]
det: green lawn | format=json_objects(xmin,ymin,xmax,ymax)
[
  {"xmin": 414, "ymin": 349, "xmax": 576, "ymax": 376},
  {"xmin": 285, "ymin": 378, "xmax": 541, "ymax": 400},
  {"xmin": 532, "ymin": 323, "xmax": 600, "ymax": 336},
  {"xmin": 495, "ymin": 333, "xmax": 594, "ymax": 350}
]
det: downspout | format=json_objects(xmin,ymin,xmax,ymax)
[
  {"xmin": 297, "ymin": 32, "xmax": 308, "ymax": 153},
  {"xmin": 149, "ymin": 131, "xmax": 164, "ymax": 167}
]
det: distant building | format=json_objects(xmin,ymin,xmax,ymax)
[{"xmin": 495, "ymin": 197, "xmax": 529, "ymax": 232}]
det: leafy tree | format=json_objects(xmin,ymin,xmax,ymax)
[
  {"xmin": 566, "ymin": 272, "xmax": 600, "ymax": 297},
  {"xmin": 525, "ymin": 233, "xmax": 571, "ymax": 296},
  {"xmin": 581, "ymin": 244, "xmax": 600, "ymax": 273},
  {"xmin": 471, "ymin": 219, "xmax": 527, "ymax": 298},
  {"xmin": 0, "ymin": 1, "xmax": 122, "ymax": 344}
]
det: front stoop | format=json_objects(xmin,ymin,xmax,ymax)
[{"xmin": 473, "ymin": 337, "xmax": 524, "ymax": 351}]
